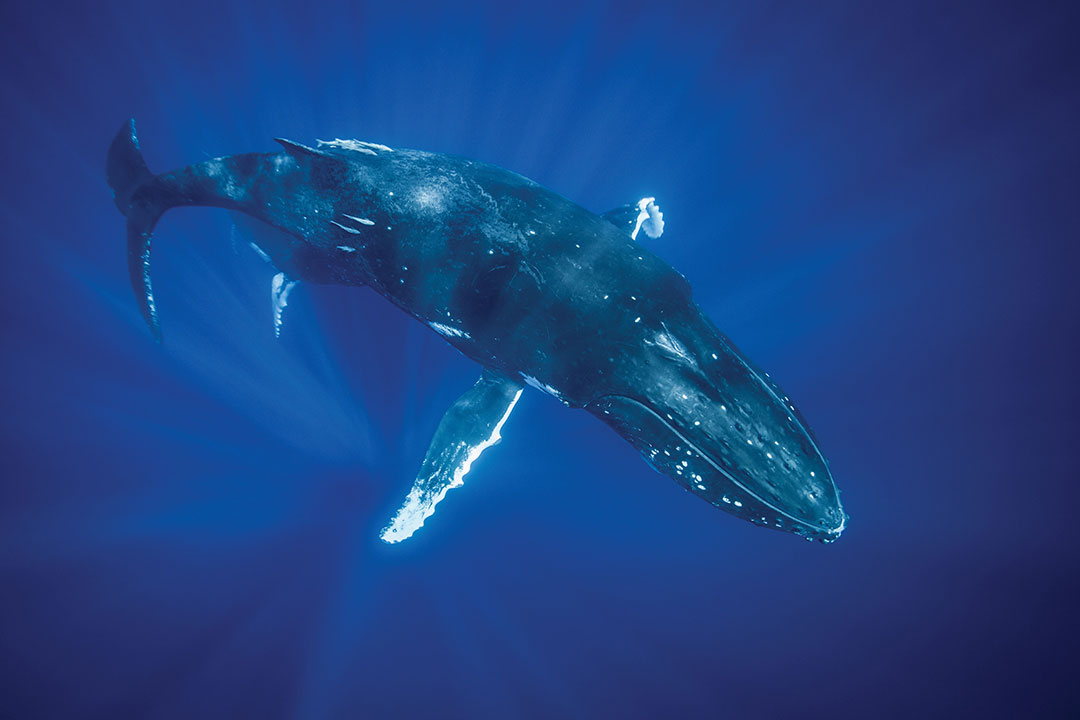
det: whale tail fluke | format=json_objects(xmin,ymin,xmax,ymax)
[
  {"xmin": 107, "ymin": 118, "xmax": 154, "ymax": 216},
  {"xmin": 107, "ymin": 118, "xmax": 168, "ymax": 341},
  {"xmin": 107, "ymin": 119, "xmax": 270, "ymax": 341}
]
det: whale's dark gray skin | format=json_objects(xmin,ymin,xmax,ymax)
[{"xmin": 107, "ymin": 119, "xmax": 847, "ymax": 543}]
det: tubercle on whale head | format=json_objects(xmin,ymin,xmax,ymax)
[{"xmin": 582, "ymin": 314, "xmax": 847, "ymax": 543}]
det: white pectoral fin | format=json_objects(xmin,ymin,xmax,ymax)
[
  {"xmin": 380, "ymin": 370, "xmax": 524, "ymax": 543},
  {"xmin": 601, "ymin": 197, "xmax": 664, "ymax": 240},
  {"xmin": 271, "ymin": 272, "xmax": 298, "ymax": 338}
]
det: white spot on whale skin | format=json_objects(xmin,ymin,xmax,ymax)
[
  {"xmin": 412, "ymin": 184, "xmax": 448, "ymax": 212},
  {"xmin": 272, "ymin": 154, "xmax": 296, "ymax": 171},
  {"xmin": 316, "ymin": 138, "xmax": 394, "ymax": 155},
  {"xmin": 342, "ymin": 214, "xmax": 374, "ymax": 225},
  {"xmin": 319, "ymin": 139, "xmax": 373, "ymax": 155},
  {"xmin": 429, "ymin": 321, "xmax": 469, "ymax": 339},
  {"xmin": 522, "ymin": 374, "xmax": 563, "ymax": 400},
  {"xmin": 331, "ymin": 220, "xmax": 362, "ymax": 235}
]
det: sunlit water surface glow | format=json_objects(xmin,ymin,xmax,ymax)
[{"xmin": 1, "ymin": 1, "xmax": 1078, "ymax": 718}]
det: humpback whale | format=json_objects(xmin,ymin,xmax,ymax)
[{"xmin": 106, "ymin": 119, "xmax": 847, "ymax": 544}]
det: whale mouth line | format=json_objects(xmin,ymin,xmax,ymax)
[{"xmin": 590, "ymin": 394, "xmax": 845, "ymax": 537}]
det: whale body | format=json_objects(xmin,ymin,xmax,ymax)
[{"xmin": 106, "ymin": 119, "xmax": 847, "ymax": 544}]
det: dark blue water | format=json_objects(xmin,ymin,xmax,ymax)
[{"xmin": 2, "ymin": 1, "xmax": 1078, "ymax": 717}]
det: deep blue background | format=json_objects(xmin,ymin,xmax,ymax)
[{"xmin": 2, "ymin": 1, "xmax": 1078, "ymax": 717}]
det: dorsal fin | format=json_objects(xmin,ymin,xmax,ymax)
[{"xmin": 273, "ymin": 137, "xmax": 329, "ymax": 158}]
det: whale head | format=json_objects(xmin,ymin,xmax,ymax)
[{"xmin": 586, "ymin": 311, "xmax": 847, "ymax": 542}]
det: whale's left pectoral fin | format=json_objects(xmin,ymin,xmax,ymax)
[
  {"xmin": 602, "ymin": 197, "xmax": 665, "ymax": 241},
  {"xmin": 381, "ymin": 370, "xmax": 524, "ymax": 543}
]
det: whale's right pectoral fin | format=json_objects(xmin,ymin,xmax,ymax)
[
  {"xmin": 380, "ymin": 370, "xmax": 524, "ymax": 543},
  {"xmin": 602, "ymin": 197, "xmax": 665, "ymax": 241},
  {"xmin": 271, "ymin": 272, "xmax": 298, "ymax": 338}
]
